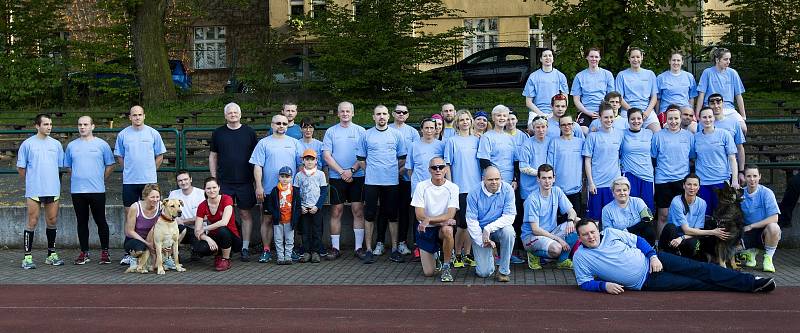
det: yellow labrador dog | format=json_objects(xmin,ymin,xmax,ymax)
[{"xmin": 129, "ymin": 198, "xmax": 188, "ymax": 275}]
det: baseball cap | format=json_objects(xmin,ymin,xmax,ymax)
[
  {"xmin": 278, "ymin": 166, "xmax": 293, "ymax": 176},
  {"xmin": 302, "ymin": 148, "xmax": 317, "ymax": 159},
  {"xmin": 474, "ymin": 111, "xmax": 488, "ymax": 120}
]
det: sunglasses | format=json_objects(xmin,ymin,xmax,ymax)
[
  {"xmin": 429, "ymin": 164, "xmax": 447, "ymax": 171},
  {"xmin": 394, "ymin": 110, "xmax": 409, "ymax": 115},
  {"xmin": 532, "ymin": 116, "xmax": 547, "ymax": 122},
  {"xmin": 272, "ymin": 122, "xmax": 288, "ymax": 126}
]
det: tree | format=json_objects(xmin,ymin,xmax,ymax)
[
  {"xmin": 543, "ymin": 0, "xmax": 699, "ymax": 78},
  {"xmin": 0, "ymin": 1, "xmax": 67, "ymax": 107},
  {"xmin": 705, "ymin": 0, "xmax": 800, "ymax": 90},
  {"xmin": 301, "ymin": 0, "xmax": 465, "ymax": 99}
]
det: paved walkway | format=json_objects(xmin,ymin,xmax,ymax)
[{"xmin": 1, "ymin": 248, "xmax": 796, "ymax": 286}]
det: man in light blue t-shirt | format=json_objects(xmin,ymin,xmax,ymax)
[
  {"xmin": 18, "ymin": 114, "xmax": 65, "ymax": 269},
  {"xmin": 440, "ymin": 103, "xmax": 457, "ymax": 140},
  {"xmin": 466, "ymin": 166, "xmax": 516, "ymax": 282},
  {"xmin": 250, "ymin": 114, "xmax": 303, "ymax": 263},
  {"xmin": 65, "ymin": 116, "xmax": 115, "ymax": 265},
  {"xmin": 739, "ymin": 165, "xmax": 782, "ymax": 273},
  {"xmin": 389, "ymin": 104, "xmax": 419, "ymax": 258},
  {"xmin": 114, "ymin": 105, "xmax": 167, "ymax": 215},
  {"xmin": 357, "ymin": 105, "xmax": 407, "ymax": 264}
]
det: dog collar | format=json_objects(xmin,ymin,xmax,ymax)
[{"xmin": 160, "ymin": 213, "xmax": 175, "ymax": 222}]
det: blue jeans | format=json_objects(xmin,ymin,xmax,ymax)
[
  {"xmin": 472, "ymin": 225, "xmax": 515, "ymax": 277},
  {"xmin": 642, "ymin": 252, "xmax": 756, "ymax": 292}
]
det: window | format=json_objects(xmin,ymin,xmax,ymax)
[
  {"xmin": 528, "ymin": 15, "xmax": 553, "ymax": 49},
  {"xmin": 290, "ymin": 0, "xmax": 305, "ymax": 17},
  {"xmin": 311, "ymin": 0, "xmax": 326, "ymax": 18},
  {"xmin": 463, "ymin": 18, "xmax": 498, "ymax": 57},
  {"xmin": 193, "ymin": 26, "xmax": 226, "ymax": 69}
]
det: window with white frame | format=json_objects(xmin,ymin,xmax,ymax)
[
  {"xmin": 463, "ymin": 18, "xmax": 498, "ymax": 57},
  {"xmin": 194, "ymin": 26, "xmax": 226, "ymax": 69},
  {"xmin": 311, "ymin": 0, "xmax": 326, "ymax": 18},
  {"xmin": 290, "ymin": 0, "xmax": 304, "ymax": 17},
  {"xmin": 529, "ymin": 16, "xmax": 546, "ymax": 48}
]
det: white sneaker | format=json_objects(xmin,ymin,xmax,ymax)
[
  {"xmin": 120, "ymin": 254, "xmax": 132, "ymax": 266},
  {"xmin": 397, "ymin": 242, "xmax": 412, "ymax": 255},
  {"xmin": 373, "ymin": 242, "xmax": 385, "ymax": 256},
  {"xmin": 128, "ymin": 257, "xmax": 138, "ymax": 270}
]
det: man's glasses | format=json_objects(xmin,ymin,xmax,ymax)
[
  {"xmin": 429, "ymin": 164, "xmax": 447, "ymax": 171},
  {"xmin": 272, "ymin": 122, "xmax": 288, "ymax": 126}
]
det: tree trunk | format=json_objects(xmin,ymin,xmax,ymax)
[{"xmin": 131, "ymin": 0, "xmax": 176, "ymax": 105}]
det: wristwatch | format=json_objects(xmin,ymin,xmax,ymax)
[{"xmin": 349, "ymin": 167, "xmax": 356, "ymax": 173}]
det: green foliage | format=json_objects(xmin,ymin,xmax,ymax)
[
  {"xmin": 237, "ymin": 28, "xmax": 299, "ymax": 101},
  {"xmin": 0, "ymin": 1, "xmax": 67, "ymax": 107},
  {"xmin": 705, "ymin": 0, "xmax": 800, "ymax": 90},
  {"xmin": 543, "ymin": 0, "xmax": 699, "ymax": 78},
  {"xmin": 301, "ymin": 0, "xmax": 465, "ymax": 100}
]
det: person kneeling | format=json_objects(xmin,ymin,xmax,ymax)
[
  {"xmin": 573, "ymin": 219, "xmax": 775, "ymax": 294},
  {"xmin": 193, "ymin": 177, "xmax": 242, "ymax": 272},
  {"xmin": 466, "ymin": 166, "xmax": 516, "ymax": 282}
]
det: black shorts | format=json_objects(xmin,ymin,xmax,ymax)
[
  {"xmin": 655, "ymin": 180, "xmax": 684, "ymax": 209},
  {"xmin": 363, "ymin": 184, "xmax": 399, "ymax": 222},
  {"xmin": 261, "ymin": 193, "xmax": 273, "ymax": 215},
  {"xmin": 29, "ymin": 196, "xmax": 58, "ymax": 204},
  {"xmin": 576, "ymin": 112, "xmax": 594, "ymax": 127},
  {"xmin": 329, "ymin": 177, "xmax": 365, "ymax": 205},
  {"xmin": 122, "ymin": 184, "xmax": 147, "ymax": 207},
  {"xmin": 742, "ymin": 228, "xmax": 765, "ymax": 249},
  {"xmin": 456, "ymin": 193, "xmax": 468, "ymax": 229},
  {"xmin": 124, "ymin": 238, "xmax": 148, "ymax": 254},
  {"xmin": 220, "ymin": 182, "xmax": 257, "ymax": 209}
]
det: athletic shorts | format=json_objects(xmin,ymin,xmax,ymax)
[
  {"xmin": 29, "ymin": 196, "xmax": 59, "ymax": 204},
  {"xmin": 415, "ymin": 222, "xmax": 441, "ymax": 254},
  {"xmin": 122, "ymin": 184, "xmax": 147, "ymax": 207},
  {"xmin": 522, "ymin": 223, "xmax": 571, "ymax": 257},
  {"xmin": 655, "ymin": 180, "xmax": 684, "ymax": 209},
  {"xmin": 329, "ymin": 177, "xmax": 365, "ymax": 205},
  {"xmin": 742, "ymin": 228, "xmax": 765, "ymax": 249},
  {"xmin": 261, "ymin": 193, "xmax": 273, "ymax": 215},
  {"xmin": 220, "ymin": 182, "xmax": 257, "ymax": 210},
  {"xmin": 456, "ymin": 193, "xmax": 468, "ymax": 229},
  {"xmin": 363, "ymin": 184, "xmax": 399, "ymax": 222}
]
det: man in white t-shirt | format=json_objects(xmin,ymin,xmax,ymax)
[
  {"xmin": 411, "ymin": 156, "xmax": 460, "ymax": 282},
  {"xmin": 168, "ymin": 170, "xmax": 206, "ymax": 243}
]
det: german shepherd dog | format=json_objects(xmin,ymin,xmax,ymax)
[{"xmin": 708, "ymin": 184, "xmax": 745, "ymax": 269}]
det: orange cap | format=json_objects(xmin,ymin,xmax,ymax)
[{"xmin": 302, "ymin": 148, "xmax": 317, "ymax": 159}]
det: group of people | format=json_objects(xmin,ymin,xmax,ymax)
[{"xmin": 15, "ymin": 45, "xmax": 786, "ymax": 294}]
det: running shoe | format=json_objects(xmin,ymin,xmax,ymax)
[
  {"xmin": 163, "ymin": 256, "xmax": 177, "ymax": 270},
  {"xmin": 397, "ymin": 242, "xmax": 412, "ymax": 255},
  {"xmin": 119, "ymin": 254, "xmax": 132, "ymax": 266},
  {"xmin": 526, "ymin": 252, "xmax": 542, "ymax": 270},
  {"xmin": 355, "ymin": 248, "xmax": 367, "ymax": 260},
  {"xmin": 556, "ymin": 258, "xmax": 573, "ymax": 270},
  {"xmin": 291, "ymin": 250, "xmax": 301, "ymax": 262},
  {"xmin": 510, "ymin": 254, "xmax": 526, "ymax": 265},
  {"xmin": 299, "ymin": 253, "xmax": 311, "ymax": 263},
  {"xmin": 464, "ymin": 254, "xmax": 477, "ymax": 267},
  {"xmin": 738, "ymin": 250, "xmax": 757, "ymax": 268},
  {"xmin": 411, "ymin": 247, "xmax": 421, "ymax": 262},
  {"xmin": 440, "ymin": 263, "xmax": 454, "ymax": 282},
  {"xmin": 258, "ymin": 250, "xmax": 272, "ymax": 263},
  {"xmin": 21, "ymin": 255, "xmax": 36, "ymax": 270},
  {"xmin": 45, "ymin": 253, "xmax": 64, "ymax": 266},
  {"xmin": 74, "ymin": 251, "xmax": 90, "ymax": 265},
  {"xmin": 389, "ymin": 250, "xmax": 405, "ymax": 263},
  {"xmin": 128, "ymin": 257, "xmax": 138, "ymax": 271},
  {"xmin": 763, "ymin": 254, "xmax": 775, "ymax": 273},
  {"xmin": 240, "ymin": 248, "xmax": 251, "ymax": 262},
  {"xmin": 99, "ymin": 250, "xmax": 111, "ymax": 265},
  {"xmin": 434, "ymin": 251, "xmax": 442, "ymax": 272},
  {"xmin": 311, "ymin": 252, "xmax": 321, "ymax": 263},
  {"xmin": 216, "ymin": 257, "xmax": 232, "ymax": 271},
  {"xmin": 373, "ymin": 242, "xmax": 385, "ymax": 256},
  {"xmin": 496, "ymin": 273, "xmax": 510, "ymax": 283},
  {"xmin": 362, "ymin": 251, "xmax": 376, "ymax": 264},
  {"xmin": 753, "ymin": 276, "xmax": 776, "ymax": 293},
  {"xmin": 453, "ymin": 254, "xmax": 465, "ymax": 268},
  {"xmin": 326, "ymin": 248, "xmax": 341, "ymax": 261}
]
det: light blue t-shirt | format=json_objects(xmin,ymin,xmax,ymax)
[
  {"xmin": 615, "ymin": 68, "xmax": 658, "ymax": 112},
  {"xmin": 621, "ymin": 129, "xmax": 654, "ymax": 182},
  {"xmin": 657, "ymin": 70, "xmax": 697, "ymax": 113},
  {"xmin": 601, "ymin": 197, "xmax": 650, "ymax": 231},
  {"xmin": 651, "ymin": 129, "xmax": 694, "ymax": 183},
  {"xmin": 522, "ymin": 68, "xmax": 569, "ymax": 114},
  {"xmin": 405, "ymin": 140, "xmax": 444, "ymax": 195},
  {"xmin": 693, "ymin": 129, "xmax": 736, "ymax": 185},
  {"xmin": 249, "ymin": 135, "xmax": 303, "ymax": 192},
  {"xmin": 697, "ymin": 67, "xmax": 745, "ymax": 110},
  {"xmin": 741, "ymin": 185, "xmax": 781, "ymax": 226},
  {"xmin": 300, "ymin": 138, "xmax": 325, "ymax": 169},
  {"xmin": 17, "ymin": 135, "xmax": 64, "ymax": 198},
  {"xmin": 570, "ymin": 67, "xmax": 615, "ymax": 115},
  {"xmin": 391, "ymin": 123, "xmax": 420, "ymax": 182},
  {"xmin": 714, "ymin": 117, "xmax": 746, "ymax": 145},
  {"xmin": 64, "ymin": 137, "xmax": 114, "ymax": 193},
  {"xmin": 267, "ymin": 124, "xmax": 302, "ymax": 140},
  {"xmin": 357, "ymin": 127, "xmax": 407, "ymax": 186},
  {"xmin": 522, "ymin": 186, "xmax": 571, "ymax": 239},
  {"xmin": 517, "ymin": 136, "xmax": 550, "ymax": 198},
  {"xmin": 477, "ymin": 130, "xmax": 516, "ymax": 182},
  {"xmin": 582, "ymin": 128, "xmax": 623, "ymax": 188},
  {"xmin": 113, "ymin": 125, "xmax": 166, "ymax": 185},
  {"xmin": 509, "ymin": 129, "xmax": 529, "ymax": 151},
  {"xmin": 588, "ymin": 116, "xmax": 628, "ymax": 132},
  {"xmin": 574, "ymin": 228, "xmax": 650, "ymax": 290},
  {"xmin": 444, "ymin": 135, "xmax": 481, "ymax": 194},
  {"xmin": 547, "ymin": 136, "xmax": 584, "ymax": 195},
  {"xmin": 546, "ymin": 118, "xmax": 584, "ymax": 139},
  {"xmin": 466, "ymin": 182, "xmax": 516, "ymax": 229},
  {"xmin": 442, "ymin": 127, "xmax": 456, "ymax": 141},
  {"xmin": 668, "ymin": 195, "xmax": 707, "ymax": 235},
  {"xmin": 322, "ymin": 123, "xmax": 366, "ymax": 179}
]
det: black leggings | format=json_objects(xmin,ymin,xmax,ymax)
[
  {"xmin": 301, "ymin": 211, "xmax": 324, "ymax": 253},
  {"xmin": 72, "ymin": 193, "xmax": 110, "ymax": 252},
  {"xmin": 193, "ymin": 227, "xmax": 242, "ymax": 256}
]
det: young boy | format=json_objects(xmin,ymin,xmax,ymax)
[
  {"xmin": 588, "ymin": 91, "xmax": 628, "ymax": 132},
  {"xmin": 294, "ymin": 149, "xmax": 328, "ymax": 263},
  {"xmin": 268, "ymin": 166, "xmax": 301, "ymax": 265}
]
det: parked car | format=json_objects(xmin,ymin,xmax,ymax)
[
  {"xmin": 428, "ymin": 47, "xmax": 536, "ymax": 88},
  {"xmin": 68, "ymin": 58, "xmax": 192, "ymax": 96},
  {"xmin": 225, "ymin": 53, "xmax": 322, "ymax": 93}
]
